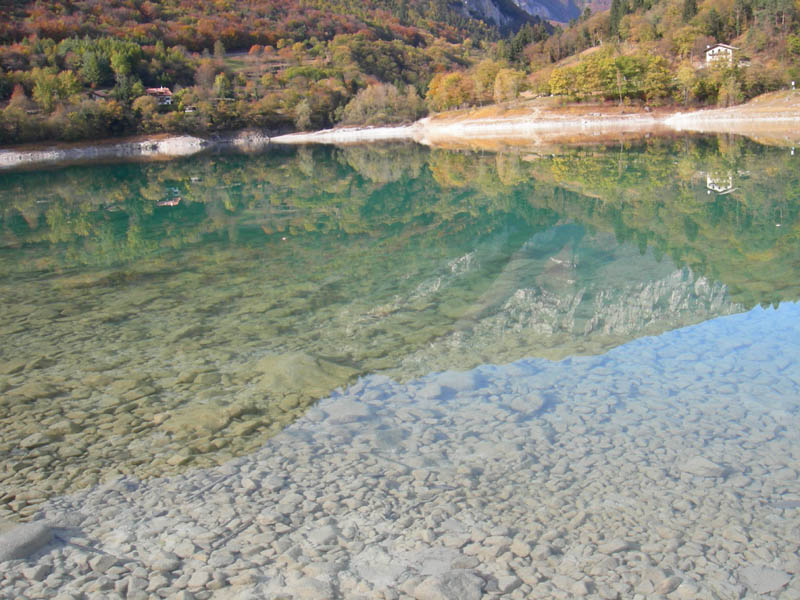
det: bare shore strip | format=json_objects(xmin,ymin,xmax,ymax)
[
  {"xmin": 272, "ymin": 90, "xmax": 800, "ymax": 148},
  {"xmin": 273, "ymin": 98, "xmax": 800, "ymax": 149},
  {"xmin": 2, "ymin": 92, "xmax": 799, "ymax": 170},
  {"xmin": 0, "ymin": 130, "xmax": 270, "ymax": 171}
]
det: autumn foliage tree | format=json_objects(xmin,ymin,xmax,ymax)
[
  {"xmin": 493, "ymin": 68, "xmax": 525, "ymax": 102},
  {"xmin": 547, "ymin": 49, "xmax": 676, "ymax": 104},
  {"xmin": 426, "ymin": 71, "xmax": 475, "ymax": 111},
  {"xmin": 340, "ymin": 83, "xmax": 426, "ymax": 125}
]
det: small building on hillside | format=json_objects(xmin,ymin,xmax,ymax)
[
  {"xmin": 706, "ymin": 172, "xmax": 736, "ymax": 195},
  {"xmin": 145, "ymin": 87, "xmax": 173, "ymax": 105},
  {"xmin": 705, "ymin": 43, "xmax": 738, "ymax": 66}
]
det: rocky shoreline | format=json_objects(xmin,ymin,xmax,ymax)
[
  {"xmin": 2, "ymin": 92, "xmax": 800, "ymax": 170},
  {"xmin": 0, "ymin": 130, "xmax": 271, "ymax": 171}
]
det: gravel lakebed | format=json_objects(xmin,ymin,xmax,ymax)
[{"xmin": 2, "ymin": 303, "xmax": 800, "ymax": 600}]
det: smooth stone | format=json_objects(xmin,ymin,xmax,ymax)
[
  {"xmin": 350, "ymin": 546, "xmax": 407, "ymax": 587},
  {"xmin": 292, "ymin": 576, "xmax": 334, "ymax": 598},
  {"xmin": 262, "ymin": 476, "xmax": 285, "ymax": 492},
  {"xmin": 22, "ymin": 563, "xmax": 51, "ymax": 581},
  {"xmin": 167, "ymin": 453, "xmax": 191, "ymax": 466},
  {"xmin": 572, "ymin": 579, "xmax": 591, "ymax": 596},
  {"xmin": 325, "ymin": 399, "xmax": 372, "ymax": 424},
  {"xmin": 680, "ymin": 457, "xmax": 725, "ymax": 477},
  {"xmin": 148, "ymin": 550, "xmax": 181, "ymax": 572},
  {"xmin": 11, "ymin": 382, "xmax": 59, "ymax": 399},
  {"xmin": 0, "ymin": 521, "xmax": 52, "ymax": 562},
  {"xmin": 88, "ymin": 554, "xmax": 118, "ymax": 573},
  {"xmin": 598, "ymin": 539, "xmax": 631, "ymax": 554},
  {"xmin": 418, "ymin": 383, "xmax": 443, "ymax": 400},
  {"xmin": 303, "ymin": 561, "xmax": 343, "ymax": 578},
  {"xmin": 20, "ymin": 432, "xmax": 52, "ymax": 449},
  {"xmin": 415, "ymin": 569, "xmax": 484, "ymax": 600},
  {"xmin": 740, "ymin": 565, "xmax": 791, "ymax": 593},
  {"xmin": 509, "ymin": 393, "xmax": 546, "ymax": 414},
  {"xmin": 436, "ymin": 371, "xmax": 482, "ymax": 392},
  {"xmin": 127, "ymin": 575, "xmax": 148, "ymax": 593},
  {"xmin": 307, "ymin": 525, "xmax": 338, "ymax": 546},
  {"xmin": 147, "ymin": 573, "xmax": 170, "ymax": 591},
  {"xmin": 161, "ymin": 406, "xmax": 231, "ymax": 435},
  {"xmin": 173, "ymin": 541, "xmax": 198, "ymax": 559},
  {"xmin": 255, "ymin": 352, "xmax": 357, "ymax": 400},
  {"xmin": 675, "ymin": 582, "xmax": 699, "ymax": 599},
  {"xmin": 531, "ymin": 544, "xmax": 552, "ymax": 560},
  {"xmin": 187, "ymin": 570, "xmax": 210, "ymax": 588},
  {"xmin": 721, "ymin": 526, "xmax": 748, "ymax": 544},
  {"xmin": 516, "ymin": 567, "xmax": 539, "ymax": 586},
  {"xmin": 193, "ymin": 373, "xmax": 220, "ymax": 386},
  {"xmin": 655, "ymin": 575, "xmax": 682, "ymax": 594},
  {"xmin": 166, "ymin": 325, "xmax": 205, "ymax": 343},
  {"xmin": 207, "ymin": 550, "xmax": 235, "ymax": 568},
  {"xmin": 0, "ymin": 359, "xmax": 26, "ymax": 375},
  {"xmin": 441, "ymin": 533, "xmax": 470, "ymax": 548},
  {"xmin": 497, "ymin": 575, "xmax": 522, "ymax": 593}
]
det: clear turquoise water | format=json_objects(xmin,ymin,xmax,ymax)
[{"xmin": 0, "ymin": 137, "xmax": 799, "ymax": 598}]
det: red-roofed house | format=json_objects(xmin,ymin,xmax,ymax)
[{"xmin": 146, "ymin": 87, "xmax": 173, "ymax": 105}]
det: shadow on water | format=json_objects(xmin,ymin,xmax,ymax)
[{"xmin": 0, "ymin": 135, "xmax": 798, "ymax": 518}]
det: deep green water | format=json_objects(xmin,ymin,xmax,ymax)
[{"xmin": 0, "ymin": 136, "xmax": 799, "ymax": 520}]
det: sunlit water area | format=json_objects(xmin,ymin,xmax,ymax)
[{"xmin": 0, "ymin": 136, "xmax": 799, "ymax": 599}]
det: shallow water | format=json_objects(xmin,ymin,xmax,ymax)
[{"xmin": 1, "ymin": 136, "xmax": 799, "ymax": 599}]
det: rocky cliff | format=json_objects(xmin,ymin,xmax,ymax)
[
  {"xmin": 511, "ymin": 0, "xmax": 581, "ymax": 22},
  {"xmin": 456, "ymin": 0, "xmax": 540, "ymax": 31}
]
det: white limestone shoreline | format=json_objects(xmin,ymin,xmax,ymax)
[
  {"xmin": 2, "ymin": 101, "xmax": 799, "ymax": 171},
  {"xmin": 0, "ymin": 130, "xmax": 270, "ymax": 171},
  {"xmin": 271, "ymin": 125, "xmax": 418, "ymax": 145},
  {"xmin": 272, "ymin": 110, "xmax": 800, "ymax": 147}
]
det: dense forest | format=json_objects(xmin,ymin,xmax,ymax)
[{"xmin": 0, "ymin": 0, "xmax": 798, "ymax": 144}]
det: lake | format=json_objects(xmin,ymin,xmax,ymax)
[{"xmin": 1, "ymin": 136, "xmax": 799, "ymax": 598}]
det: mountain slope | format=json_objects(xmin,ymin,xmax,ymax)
[
  {"xmin": 0, "ymin": 0, "xmax": 546, "ymax": 47},
  {"xmin": 512, "ymin": 0, "xmax": 582, "ymax": 22},
  {"xmin": 457, "ymin": 0, "xmax": 544, "ymax": 31}
]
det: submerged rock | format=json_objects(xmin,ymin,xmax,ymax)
[
  {"xmin": 0, "ymin": 521, "xmax": 52, "ymax": 562},
  {"xmin": 414, "ymin": 569, "xmax": 485, "ymax": 600},
  {"xmin": 740, "ymin": 565, "xmax": 791, "ymax": 594},
  {"xmin": 325, "ymin": 399, "xmax": 372, "ymax": 424},
  {"xmin": 254, "ymin": 352, "xmax": 357, "ymax": 400},
  {"xmin": 680, "ymin": 456, "xmax": 726, "ymax": 477}
]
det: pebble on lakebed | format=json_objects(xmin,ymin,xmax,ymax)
[{"xmin": 1, "ymin": 304, "xmax": 799, "ymax": 599}]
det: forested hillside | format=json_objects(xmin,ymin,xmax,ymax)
[
  {"xmin": 0, "ymin": 0, "xmax": 552, "ymax": 143},
  {"xmin": 0, "ymin": 0, "xmax": 797, "ymax": 144},
  {"xmin": 426, "ymin": 0, "xmax": 799, "ymax": 110}
]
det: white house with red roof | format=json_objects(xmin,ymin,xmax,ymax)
[{"xmin": 145, "ymin": 87, "xmax": 173, "ymax": 105}]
